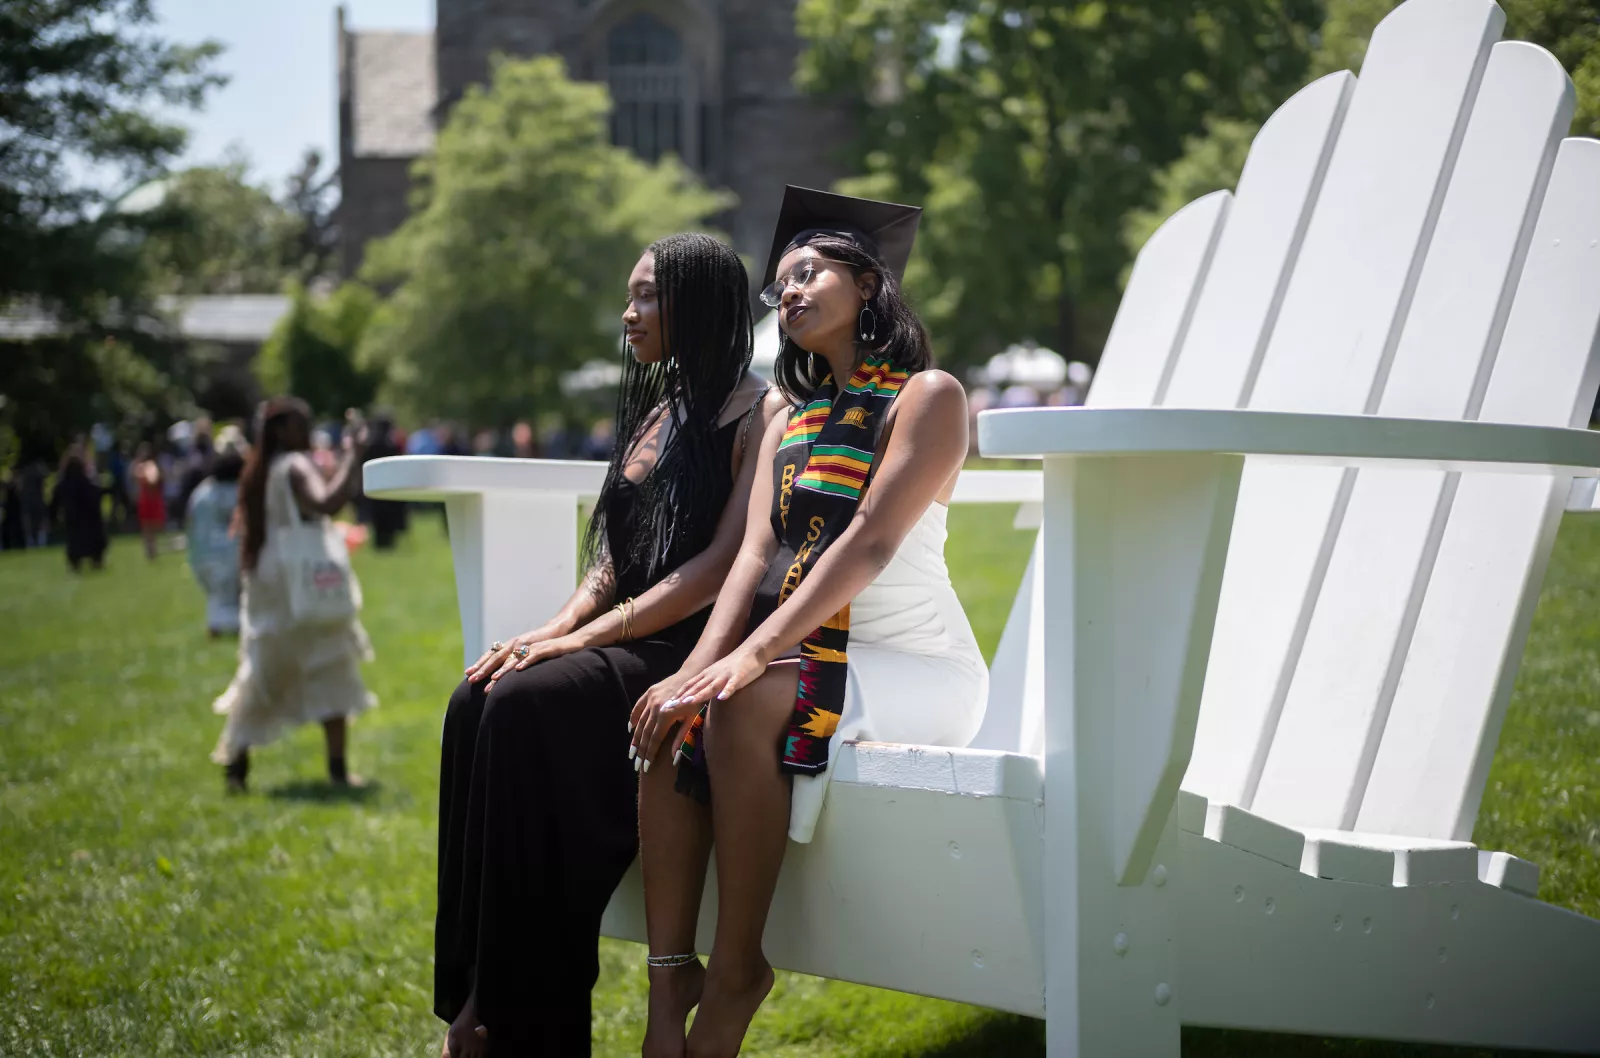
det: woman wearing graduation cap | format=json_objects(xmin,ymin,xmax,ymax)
[
  {"xmin": 629, "ymin": 188, "xmax": 987, "ymax": 1056},
  {"xmin": 433, "ymin": 233, "xmax": 781, "ymax": 1058}
]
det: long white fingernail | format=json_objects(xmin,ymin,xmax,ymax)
[
  {"xmin": 627, "ymin": 721, "xmax": 633, "ymax": 733},
  {"xmin": 628, "ymin": 745, "xmax": 637, "ymax": 761},
  {"xmin": 634, "ymin": 758, "xmax": 642, "ymax": 773},
  {"xmin": 664, "ymin": 698, "xmax": 677, "ymax": 708},
  {"xmin": 681, "ymin": 695, "xmax": 694, "ymax": 705},
  {"xmin": 673, "ymin": 750, "xmax": 683, "ymax": 766},
  {"xmin": 642, "ymin": 759, "xmax": 651, "ymax": 773},
  {"xmin": 717, "ymin": 690, "xmax": 729, "ymax": 700}
]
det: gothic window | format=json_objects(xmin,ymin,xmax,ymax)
[{"xmin": 604, "ymin": 13, "xmax": 693, "ymax": 165}]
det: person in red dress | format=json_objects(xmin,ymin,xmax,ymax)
[{"xmin": 132, "ymin": 442, "xmax": 166, "ymax": 560}]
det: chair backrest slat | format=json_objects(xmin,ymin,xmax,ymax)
[
  {"xmin": 1081, "ymin": 193, "xmax": 1231, "ymax": 408},
  {"xmin": 1183, "ymin": 0, "xmax": 1505, "ymax": 808},
  {"xmin": 972, "ymin": 193, "xmax": 1230, "ymax": 754},
  {"xmin": 1162, "ymin": 73, "xmax": 1354, "ymax": 410},
  {"xmin": 1358, "ymin": 136, "xmax": 1600, "ymax": 839},
  {"xmin": 1250, "ymin": 40, "xmax": 1574, "ymax": 830}
]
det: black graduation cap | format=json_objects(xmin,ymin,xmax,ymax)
[{"xmin": 764, "ymin": 185, "xmax": 922, "ymax": 288}]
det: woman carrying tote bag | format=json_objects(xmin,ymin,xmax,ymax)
[{"xmin": 211, "ymin": 397, "xmax": 375, "ymax": 793}]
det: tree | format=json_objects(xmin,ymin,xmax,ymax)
[
  {"xmin": 0, "ymin": 0, "xmax": 224, "ymax": 323},
  {"xmin": 358, "ymin": 55, "xmax": 731, "ymax": 426},
  {"xmin": 1124, "ymin": 0, "xmax": 1600, "ymax": 261},
  {"xmin": 0, "ymin": 0, "xmax": 223, "ymax": 457},
  {"xmin": 136, "ymin": 157, "xmax": 299, "ymax": 295},
  {"xmin": 281, "ymin": 148, "xmax": 340, "ymax": 285},
  {"xmin": 797, "ymin": 0, "xmax": 1321, "ymax": 368},
  {"xmin": 256, "ymin": 282, "xmax": 381, "ymax": 418}
]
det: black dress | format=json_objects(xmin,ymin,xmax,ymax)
[
  {"xmin": 50, "ymin": 470, "xmax": 107, "ymax": 568},
  {"xmin": 434, "ymin": 418, "xmax": 741, "ymax": 1055}
]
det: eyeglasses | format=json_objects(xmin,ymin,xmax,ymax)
[{"xmin": 760, "ymin": 260, "xmax": 825, "ymax": 309}]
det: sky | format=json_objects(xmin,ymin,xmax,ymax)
[{"xmin": 152, "ymin": 0, "xmax": 434, "ymax": 193}]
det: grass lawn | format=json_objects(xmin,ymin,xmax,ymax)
[{"xmin": 2, "ymin": 504, "xmax": 1597, "ymax": 1056}]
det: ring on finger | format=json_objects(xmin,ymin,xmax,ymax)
[
  {"xmin": 513, "ymin": 644, "xmax": 530, "ymax": 659},
  {"xmin": 491, "ymin": 640, "xmax": 505, "ymax": 652}
]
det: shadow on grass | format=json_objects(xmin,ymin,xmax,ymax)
[
  {"xmin": 265, "ymin": 779, "xmax": 385, "ymax": 804},
  {"xmin": 885, "ymin": 1018, "xmax": 1560, "ymax": 1058},
  {"xmin": 889, "ymin": 1013, "xmax": 1044, "ymax": 1058},
  {"xmin": 1183, "ymin": 1028, "xmax": 1556, "ymax": 1057}
]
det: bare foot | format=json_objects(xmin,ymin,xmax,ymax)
[
  {"xmin": 686, "ymin": 959, "xmax": 773, "ymax": 1058},
  {"xmin": 442, "ymin": 989, "xmax": 489, "ymax": 1058},
  {"xmin": 644, "ymin": 958, "xmax": 705, "ymax": 1058}
]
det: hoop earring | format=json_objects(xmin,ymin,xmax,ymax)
[{"xmin": 858, "ymin": 304, "xmax": 878, "ymax": 344}]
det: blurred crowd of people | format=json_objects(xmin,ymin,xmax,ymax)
[
  {"xmin": 0, "ymin": 413, "xmax": 623, "ymax": 561},
  {"xmin": 398, "ymin": 417, "xmax": 616, "ymax": 462}
]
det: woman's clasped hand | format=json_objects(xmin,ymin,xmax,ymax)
[
  {"xmin": 628, "ymin": 648, "xmax": 769, "ymax": 768},
  {"xmin": 464, "ymin": 628, "xmax": 587, "ymax": 686}
]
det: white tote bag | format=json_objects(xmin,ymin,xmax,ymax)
[{"xmin": 271, "ymin": 457, "xmax": 360, "ymax": 625}]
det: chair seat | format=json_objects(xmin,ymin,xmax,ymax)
[
  {"xmin": 833, "ymin": 741, "xmax": 1043, "ymax": 802},
  {"xmin": 1177, "ymin": 793, "xmax": 1540, "ymax": 895}
]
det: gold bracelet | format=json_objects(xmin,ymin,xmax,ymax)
[
  {"xmin": 626, "ymin": 597, "xmax": 637, "ymax": 641},
  {"xmin": 613, "ymin": 598, "xmax": 636, "ymax": 642}
]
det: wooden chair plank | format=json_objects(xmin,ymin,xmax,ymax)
[
  {"xmin": 1359, "ymin": 136, "xmax": 1600, "ymax": 839},
  {"xmin": 1252, "ymin": 40, "xmax": 1573, "ymax": 830},
  {"xmin": 1184, "ymin": 0, "xmax": 1504, "ymax": 809},
  {"xmin": 974, "ymin": 194, "xmax": 1231, "ymax": 755},
  {"xmin": 1078, "ymin": 191, "xmax": 1230, "ymax": 408},
  {"xmin": 1163, "ymin": 73, "xmax": 1355, "ymax": 409}
]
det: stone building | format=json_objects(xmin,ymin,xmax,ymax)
[{"xmin": 336, "ymin": 1, "xmax": 853, "ymax": 280}]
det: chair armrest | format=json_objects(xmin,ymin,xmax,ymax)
[
  {"xmin": 362, "ymin": 456, "xmax": 607, "ymax": 665},
  {"xmin": 979, "ymin": 407, "xmax": 1600, "ymax": 474},
  {"xmin": 362, "ymin": 455, "xmax": 607, "ymax": 501},
  {"xmin": 949, "ymin": 468, "xmax": 1043, "ymax": 505}
]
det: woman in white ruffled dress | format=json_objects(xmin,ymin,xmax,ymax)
[{"xmin": 211, "ymin": 398, "xmax": 375, "ymax": 793}]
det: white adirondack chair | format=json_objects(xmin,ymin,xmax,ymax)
[{"xmin": 365, "ymin": 1, "xmax": 1600, "ymax": 1051}]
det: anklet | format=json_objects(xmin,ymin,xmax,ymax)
[{"xmin": 646, "ymin": 952, "xmax": 698, "ymax": 968}]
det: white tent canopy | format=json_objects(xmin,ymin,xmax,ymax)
[{"xmin": 978, "ymin": 342, "xmax": 1070, "ymax": 388}]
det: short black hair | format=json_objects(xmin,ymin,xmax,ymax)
[{"xmin": 773, "ymin": 233, "xmax": 934, "ymax": 405}]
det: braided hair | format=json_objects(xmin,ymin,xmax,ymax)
[{"xmin": 582, "ymin": 232, "xmax": 754, "ymax": 589}]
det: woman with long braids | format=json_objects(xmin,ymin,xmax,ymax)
[
  {"xmin": 212, "ymin": 398, "xmax": 374, "ymax": 791},
  {"xmin": 629, "ymin": 188, "xmax": 986, "ymax": 1057},
  {"xmin": 434, "ymin": 232, "xmax": 780, "ymax": 1058}
]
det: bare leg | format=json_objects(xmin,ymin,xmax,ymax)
[
  {"xmin": 142, "ymin": 526, "xmax": 157, "ymax": 560},
  {"xmin": 638, "ymin": 740, "xmax": 713, "ymax": 1057},
  {"xmin": 322, "ymin": 717, "xmax": 362, "ymax": 786},
  {"xmin": 687, "ymin": 664, "xmax": 800, "ymax": 1058}
]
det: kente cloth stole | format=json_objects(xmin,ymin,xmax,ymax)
[{"xmin": 676, "ymin": 355, "xmax": 907, "ymax": 788}]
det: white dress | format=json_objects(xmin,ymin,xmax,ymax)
[
  {"xmin": 211, "ymin": 453, "xmax": 376, "ymax": 763},
  {"xmin": 185, "ymin": 477, "xmax": 241, "ymax": 634},
  {"xmin": 789, "ymin": 502, "xmax": 988, "ymax": 842}
]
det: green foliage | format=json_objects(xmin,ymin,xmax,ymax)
[
  {"xmin": 136, "ymin": 158, "xmax": 299, "ymax": 296},
  {"xmin": 0, "ymin": 0, "xmax": 224, "ymax": 323},
  {"xmin": 256, "ymin": 283, "xmax": 382, "ymax": 418},
  {"xmin": 3, "ymin": 509, "xmax": 1599, "ymax": 1054},
  {"xmin": 0, "ymin": 0, "xmax": 225, "ymax": 455},
  {"xmin": 0, "ymin": 336, "xmax": 191, "ymax": 450},
  {"xmin": 1120, "ymin": 116, "xmax": 1259, "ymax": 267},
  {"xmin": 1125, "ymin": 0, "xmax": 1600, "ymax": 260},
  {"xmin": 797, "ymin": 0, "xmax": 1321, "ymax": 367},
  {"xmin": 1509, "ymin": 0, "xmax": 1600, "ymax": 139},
  {"xmin": 359, "ymin": 55, "xmax": 732, "ymax": 427},
  {"xmin": 280, "ymin": 149, "xmax": 341, "ymax": 285}
]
